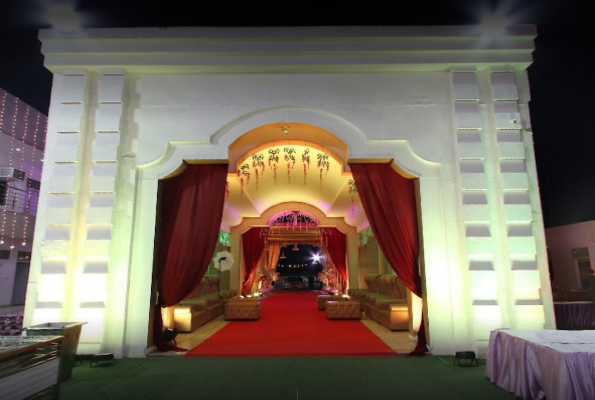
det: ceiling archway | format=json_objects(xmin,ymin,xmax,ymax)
[{"xmin": 223, "ymin": 123, "xmax": 367, "ymax": 231}]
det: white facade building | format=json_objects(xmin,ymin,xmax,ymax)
[
  {"xmin": 25, "ymin": 25, "xmax": 553, "ymax": 358},
  {"xmin": 0, "ymin": 89, "xmax": 45, "ymax": 307},
  {"xmin": 546, "ymin": 221, "xmax": 595, "ymax": 290}
]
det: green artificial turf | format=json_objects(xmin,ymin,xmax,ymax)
[{"xmin": 59, "ymin": 356, "xmax": 521, "ymax": 400}]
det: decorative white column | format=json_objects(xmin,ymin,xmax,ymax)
[
  {"xmin": 26, "ymin": 68, "xmax": 136, "ymax": 356},
  {"xmin": 452, "ymin": 68, "xmax": 554, "ymax": 355},
  {"xmin": 26, "ymin": 69, "xmax": 91, "ymax": 334}
]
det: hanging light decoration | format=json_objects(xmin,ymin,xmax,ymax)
[
  {"xmin": 18, "ymin": 104, "xmax": 29, "ymax": 248},
  {"xmin": 8, "ymin": 95, "xmax": 19, "ymax": 249},
  {"xmin": 0, "ymin": 90, "xmax": 47, "ymax": 250},
  {"xmin": 0, "ymin": 90, "xmax": 8, "ymax": 246}
]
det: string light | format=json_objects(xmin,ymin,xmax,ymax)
[
  {"xmin": 8, "ymin": 95, "xmax": 19, "ymax": 249},
  {"xmin": 0, "ymin": 90, "xmax": 45, "ymax": 250},
  {"xmin": 19, "ymin": 105, "xmax": 29, "ymax": 247},
  {"xmin": 0, "ymin": 90, "xmax": 7, "ymax": 246}
]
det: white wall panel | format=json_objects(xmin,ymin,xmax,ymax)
[
  {"xmin": 96, "ymin": 103, "xmax": 123, "ymax": 132},
  {"xmin": 490, "ymin": 72, "xmax": 519, "ymax": 100},
  {"xmin": 56, "ymin": 104, "xmax": 84, "ymax": 133},
  {"xmin": 85, "ymin": 208, "xmax": 113, "ymax": 224}
]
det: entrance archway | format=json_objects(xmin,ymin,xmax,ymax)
[
  {"xmin": 131, "ymin": 109, "xmax": 445, "ymax": 357},
  {"xmin": 230, "ymin": 202, "xmax": 358, "ymax": 296}
]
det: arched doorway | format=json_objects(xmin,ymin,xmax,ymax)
[
  {"xmin": 230, "ymin": 203, "xmax": 358, "ymax": 297},
  {"xmin": 149, "ymin": 122, "xmax": 426, "ymax": 353},
  {"xmin": 132, "ymin": 110, "xmax": 442, "ymax": 358}
]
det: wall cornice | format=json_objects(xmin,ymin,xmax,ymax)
[{"xmin": 39, "ymin": 25, "xmax": 537, "ymax": 73}]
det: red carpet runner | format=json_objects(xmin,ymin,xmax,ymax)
[{"xmin": 185, "ymin": 291, "xmax": 396, "ymax": 357}]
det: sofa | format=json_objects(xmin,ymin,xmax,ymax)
[
  {"xmin": 326, "ymin": 300, "xmax": 362, "ymax": 320},
  {"xmin": 173, "ymin": 275, "xmax": 238, "ymax": 332},
  {"xmin": 348, "ymin": 274, "xmax": 410, "ymax": 331},
  {"xmin": 348, "ymin": 274, "xmax": 381, "ymax": 303}
]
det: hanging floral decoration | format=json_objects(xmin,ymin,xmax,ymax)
[
  {"xmin": 317, "ymin": 153, "xmax": 330, "ymax": 187},
  {"xmin": 284, "ymin": 146, "xmax": 296, "ymax": 184},
  {"xmin": 251, "ymin": 153, "xmax": 265, "ymax": 190},
  {"xmin": 268, "ymin": 148, "xmax": 280, "ymax": 185},
  {"xmin": 301, "ymin": 148, "xmax": 311, "ymax": 184},
  {"xmin": 225, "ymin": 181, "xmax": 231, "ymax": 198},
  {"xmin": 240, "ymin": 163, "xmax": 251, "ymax": 185},
  {"xmin": 239, "ymin": 163, "xmax": 251, "ymax": 197},
  {"xmin": 235, "ymin": 146, "xmax": 334, "ymax": 191},
  {"xmin": 348, "ymin": 178, "xmax": 358, "ymax": 215}
]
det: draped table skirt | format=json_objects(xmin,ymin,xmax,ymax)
[
  {"xmin": 554, "ymin": 301, "xmax": 595, "ymax": 330},
  {"xmin": 486, "ymin": 329, "xmax": 595, "ymax": 400}
]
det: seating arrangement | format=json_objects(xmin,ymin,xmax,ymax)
[
  {"xmin": 173, "ymin": 275, "xmax": 238, "ymax": 332},
  {"xmin": 224, "ymin": 297, "xmax": 261, "ymax": 320},
  {"xmin": 317, "ymin": 294, "xmax": 344, "ymax": 310},
  {"xmin": 326, "ymin": 300, "xmax": 362, "ymax": 319},
  {"xmin": 348, "ymin": 274, "xmax": 410, "ymax": 331}
]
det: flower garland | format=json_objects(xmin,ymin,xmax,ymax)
[
  {"xmin": 317, "ymin": 153, "xmax": 330, "ymax": 187},
  {"xmin": 239, "ymin": 163, "xmax": 251, "ymax": 197},
  {"xmin": 268, "ymin": 148, "xmax": 280, "ymax": 185},
  {"xmin": 284, "ymin": 146, "xmax": 296, "ymax": 184},
  {"xmin": 233, "ymin": 146, "xmax": 333, "ymax": 192},
  {"xmin": 251, "ymin": 153, "xmax": 265, "ymax": 190},
  {"xmin": 225, "ymin": 181, "xmax": 230, "ymax": 199},
  {"xmin": 301, "ymin": 148, "xmax": 311, "ymax": 184},
  {"xmin": 348, "ymin": 178, "xmax": 358, "ymax": 215}
]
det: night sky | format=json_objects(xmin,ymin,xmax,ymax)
[{"xmin": 0, "ymin": 0, "xmax": 593, "ymax": 228}]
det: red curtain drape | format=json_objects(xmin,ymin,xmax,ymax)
[
  {"xmin": 326, "ymin": 227, "xmax": 347, "ymax": 291},
  {"xmin": 153, "ymin": 163, "xmax": 228, "ymax": 350},
  {"xmin": 241, "ymin": 227, "xmax": 267, "ymax": 296},
  {"xmin": 349, "ymin": 161, "xmax": 427, "ymax": 356}
]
